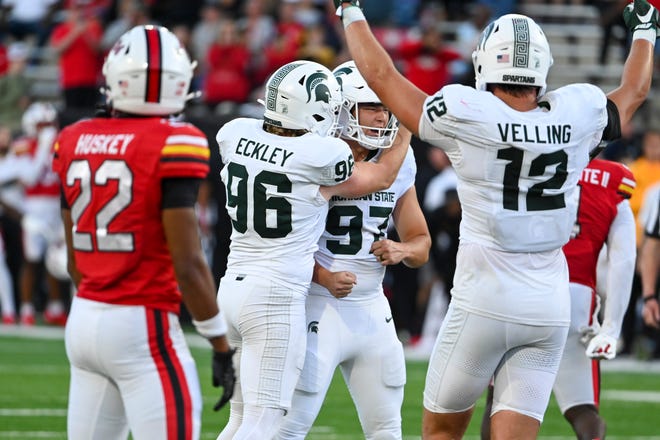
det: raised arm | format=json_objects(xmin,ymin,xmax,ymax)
[
  {"xmin": 333, "ymin": 1, "xmax": 428, "ymax": 136},
  {"xmin": 322, "ymin": 124, "xmax": 412, "ymax": 199},
  {"xmin": 606, "ymin": 0, "xmax": 658, "ymax": 126}
]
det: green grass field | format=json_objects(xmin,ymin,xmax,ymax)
[{"xmin": 1, "ymin": 331, "xmax": 660, "ymax": 439}]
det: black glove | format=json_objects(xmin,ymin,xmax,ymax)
[
  {"xmin": 212, "ymin": 349, "xmax": 236, "ymax": 411},
  {"xmin": 623, "ymin": 0, "xmax": 660, "ymax": 38},
  {"xmin": 333, "ymin": 0, "xmax": 362, "ymax": 18}
]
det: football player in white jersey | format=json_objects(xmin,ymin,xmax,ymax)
[
  {"xmin": 215, "ymin": 60, "xmax": 411, "ymax": 439},
  {"xmin": 640, "ymin": 184, "xmax": 660, "ymax": 328},
  {"xmin": 332, "ymin": 0, "xmax": 658, "ymax": 438},
  {"xmin": 275, "ymin": 61, "xmax": 431, "ymax": 439}
]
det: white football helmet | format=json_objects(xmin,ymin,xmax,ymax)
[
  {"xmin": 103, "ymin": 25, "xmax": 195, "ymax": 116},
  {"xmin": 21, "ymin": 102, "xmax": 58, "ymax": 137},
  {"xmin": 333, "ymin": 61, "xmax": 398, "ymax": 150},
  {"xmin": 472, "ymin": 14, "xmax": 553, "ymax": 96},
  {"xmin": 261, "ymin": 61, "xmax": 342, "ymax": 137}
]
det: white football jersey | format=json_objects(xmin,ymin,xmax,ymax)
[
  {"xmin": 217, "ymin": 118, "xmax": 354, "ymax": 290},
  {"xmin": 419, "ymin": 83, "xmax": 608, "ymax": 252},
  {"xmin": 312, "ymin": 146, "xmax": 416, "ymax": 301}
]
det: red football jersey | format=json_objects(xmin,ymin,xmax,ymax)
[
  {"xmin": 52, "ymin": 117, "xmax": 209, "ymax": 313},
  {"xmin": 563, "ymin": 159, "xmax": 636, "ymax": 289}
]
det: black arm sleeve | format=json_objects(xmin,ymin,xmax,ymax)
[
  {"xmin": 601, "ymin": 99, "xmax": 622, "ymax": 142},
  {"xmin": 161, "ymin": 178, "xmax": 202, "ymax": 209},
  {"xmin": 590, "ymin": 99, "xmax": 622, "ymax": 160}
]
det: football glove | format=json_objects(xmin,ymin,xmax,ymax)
[
  {"xmin": 623, "ymin": 0, "xmax": 660, "ymax": 38},
  {"xmin": 334, "ymin": 0, "xmax": 361, "ymax": 17},
  {"xmin": 585, "ymin": 332, "xmax": 618, "ymax": 360},
  {"xmin": 212, "ymin": 348, "xmax": 236, "ymax": 411},
  {"xmin": 578, "ymin": 324, "xmax": 599, "ymax": 346}
]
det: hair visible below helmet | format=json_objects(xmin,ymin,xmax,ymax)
[
  {"xmin": 103, "ymin": 25, "xmax": 195, "ymax": 116},
  {"xmin": 472, "ymin": 14, "xmax": 553, "ymax": 96},
  {"xmin": 21, "ymin": 102, "xmax": 58, "ymax": 137},
  {"xmin": 261, "ymin": 61, "xmax": 342, "ymax": 137},
  {"xmin": 332, "ymin": 61, "xmax": 398, "ymax": 150}
]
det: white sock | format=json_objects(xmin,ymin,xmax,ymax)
[
  {"xmin": 20, "ymin": 303, "xmax": 35, "ymax": 317},
  {"xmin": 46, "ymin": 300, "xmax": 64, "ymax": 315}
]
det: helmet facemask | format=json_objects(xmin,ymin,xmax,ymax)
[
  {"xmin": 339, "ymin": 101, "xmax": 398, "ymax": 150},
  {"xmin": 333, "ymin": 60, "xmax": 399, "ymax": 149}
]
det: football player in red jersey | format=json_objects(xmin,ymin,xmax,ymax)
[
  {"xmin": 52, "ymin": 25, "xmax": 235, "ymax": 440},
  {"xmin": 482, "ymin": 158, "xmax": 637, "ymax": 440}
]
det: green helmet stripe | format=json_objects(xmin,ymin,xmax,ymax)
[{"xmin": 266, "ymin": 62, "xmax": 303, "ymax": 111}]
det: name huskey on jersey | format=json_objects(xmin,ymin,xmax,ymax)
[
  {"xmin": 75, "ymin": 134, "xmax": 135, "ymax": 155},
  {"xmin": 235, "ymin": 137, "xmax": 294, "ymax": 167},
  {"xmin": 497, "ymin": 123, "xmax": 571, "ymax": 144}
]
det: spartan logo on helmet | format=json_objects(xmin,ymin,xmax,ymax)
[
  {"xmin": 305, "ymin": 71, "xmax": 331, "ymax": 104},
  {"xmin": 333, "ymin": 65, "xmax": 354, "ymax": 89},
  {"xmin": 261, "ymin": 60, "xmax": 342, "ymax": 136},
  {"xmin": 476, "ymin": 21, "xmax": 495, "ymax": 52},
  {"xmin": 307, "ymin": 320, "xmax": 319, "ymax": 333}
]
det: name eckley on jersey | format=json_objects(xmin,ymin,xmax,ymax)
[{"xmin": 234, "ymin": 137, "xmax": 295, "ymax": 167}]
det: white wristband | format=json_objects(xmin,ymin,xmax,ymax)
[
  {"xmin": 192, "ymin": 312, "xmax": 228, "ymax": 339},
  {"xmin": 633, "ymin": 28, "xmax": 657, "ymax": 45},
  {"xmin": 342, "ymin": 6, "xmax": 366, "ymax": 28}
]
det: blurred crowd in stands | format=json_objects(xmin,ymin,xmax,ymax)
[{"xmin": 0, "ymin": 0, "xmax": 659, "ymax": 360}]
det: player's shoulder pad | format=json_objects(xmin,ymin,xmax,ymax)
[
  {"xmin": 589, "ymin": 158, "xmax": 636, "ymax": 199},
  {"xmin": 215, "ymin": 117, "xmax": 256, "ymax": 159},
  {"xmin": 426, "ymin": 84, "xmax": 480, "ymax": 117},
  {"xmin": 160, "ymin": 120, "xmax": 209, "ymax": 179},
  {"xmin": 543, "ymin": 83, "xmax": 607, "ymax": 112},
  {"xmin": 302, "ymin": 135, "xmax": 353, "ymax": 186}
]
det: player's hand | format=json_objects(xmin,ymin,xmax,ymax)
[
  {"xmin": 623, "ymin": 0, "xmax": 660, "ymax": 38},
  {"xmin": 371, "ymin": 239, "xmax": 406, "ymax": 266},
  {"xmin": 333, "ymin": 0, "xmax": 361, "ymax": 17},
  {"xmin": 578, "ymin": 323, "xmax": 600, "ymax": 346},
  {"xmin": 585, "ymin": 333, "xmax": 618, "ymax": 360},
  {"xmin": 642, "ymin": 297, "xmax": 660, "ymax": 329},
  {"xmin": 326, "ymin": 271, "xmax": 357, "ymax": 298},
  {"xmin": 212, "ymin": 348, "xmax": 236, "ymax": 411}
]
